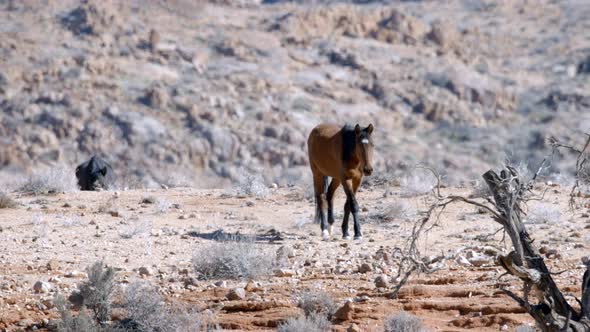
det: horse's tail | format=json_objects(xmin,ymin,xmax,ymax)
[{"xmin": 314, "ymin": 176, "xmax": 330, "ymax": 224}]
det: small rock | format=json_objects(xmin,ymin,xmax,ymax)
[
  {"xmin": 33, "ymin": 281, "xmax": 51, "ymax": 293},
  {"xmin": 138, "ymin": 267, "xmax": 152, "ymax": 277},
  {"xmin": 68, "ymin": 291, "xmax": 84, "ymax": 308},
  {"xmin": 334, "ymin": 300, "xmax": 354, "ymax": 321},
  {"xmin": 214, "ymin": 280, "xmax": 227, "ymax": 288},
  {"xmin": 65, "ymin": 271, "xmax": 87, "ymax": 278},
  {"xmin": 347, "ymin": 323, "xmax": 361, "ymax": 332},
  {"xmin": 274, "ymin": 269, "xmax": 295, "ymax": 277},
  {"xmin": 358, "ymin": 263, "xmax": 372, "ymax": 273},
  {"xmin": 46, "ymin": 259, "xmax": 60, "ymax": 271},
  {"xmin": 226, "ymin": 287, "xmax": 246, "ymax": 301},
  {"xmin": 455, "ymin": 255, "xmax": 472, "ymax": 267},
  {"xmin": 374, "ymin": 274, "xmax": 389, "ymax": 288},
  {"xmin": 468, "ymin": 255, "xmax": 492, "ymax": 267},
  {"xmin": 109, "ymin": 210, "xmax": 120, "ymax": 217},
  {"xmin": 277, "ymin": 245, "xmax": 295, "ymax": 259}
]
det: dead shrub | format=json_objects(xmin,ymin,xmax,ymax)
[
  {"xmin": 297, "ymin": 290, "xmax": 336, "ymax": 319},
  {"xmin": 0, "ymin": 192, "xmax": 17, "ymax": 209},
  {"xmin": 192, "ymin": 240, "xmax": 276, "ymax": 280},
  {"xmin": 383, "ymin": 311, "xmax": 425, "ymax": 332},
  {"xmin": 277, "ymin": 314, "xmax": 331, "ymax": 332}
]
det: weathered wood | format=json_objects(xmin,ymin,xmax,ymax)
[{"xmin": 483, "ymin": 168, "xmax": 590, "ymax": 332}]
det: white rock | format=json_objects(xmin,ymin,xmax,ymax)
[
  {"xmin": 138, "ymin": 266, "xmax": 152, "ymax": 277},
  {"xmin": 33, "ymin": 281, "xmax": 51, "ymax": 293}
]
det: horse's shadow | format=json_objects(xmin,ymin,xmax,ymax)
[{"xmin": 185, "ymin": 228, "xmax": 285, "ymax": 243}]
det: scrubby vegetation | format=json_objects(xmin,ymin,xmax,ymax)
[
  {"xmin": 192, "ymin": 240, "xmax": 277, "ymax": 280},
  {"xmin": 18, "ymin": 165, "xmax": 78, "ymax": 195},
  {"xmin": 0, "ymin": 192, "xmax": 17, "ymax": 209},
  {"xmin": 383, "ymin": 311, "xmax": 425, "ymax": 332},
  {"xmin": 277, "ymin": 314, "xmax": 331, "ymax": 332},
  {"xmin": 297, "ymin": 290, "xmax": 336, "ymax": 319}
]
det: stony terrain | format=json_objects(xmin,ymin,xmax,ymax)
[
  {"xmin": 0, "ymin": 180, "xmax": 588, "ymax": 331},
  {"xmin": 1, "ymin": 0, "xmax": 589, "ymax": 189}
]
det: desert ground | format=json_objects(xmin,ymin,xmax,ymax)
[
  {"xmin": 0, "ymin": 178, "xmax": 588, "ymax": 331},
  {"xmin": 1, "ymin": 0, "xmax": 590, "ymax": 331}
]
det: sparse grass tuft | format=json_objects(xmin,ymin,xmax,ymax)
[
  {"xmin": 18, "ymin": 165, "xmax": 78, "ymax": 195},
  {"xmin": 526, "ymin": 202, "xmax": 561, "ymax": 224},
  {"xmin": 119, "ymin": 217, "xmax": 152, "ymax": 239},
  {"xmin": 78, "ymin": 261, "xmax": 116, "ymax": 324},
  {"xmin": 297, "ymin": 290, "xmax": 336, "ymax": 320},
  {"xmin": 0, "ymin": 192, "xmax": 17, "ymax": 209},
  {"xmin": 277, "ymin": 314, "xmax": 331, "ymax": 332},
  {"xmin": 376, "ymin": 201, "xmax": 416, "ymax": 222},
  {"xmin": 383, "ymin": 311, "xmax": 425, "ymax": 332},
  {"xmin": 123, "ymin": 282, "xmax": 202, "ymax": 332},
  {"xmin": 231, "ymin": 168, "xmax": 269, "ymax": 198},
  {"xmin": 192, "ymin": 240, "xmax": 276, "ymax": 280},
  {"xmin": 54, "ymin": 294, "xmax": 101, "ymax": 332},
  {"xmin": 400, "ymin": 169, "xmax": 436, "ymax": 197}
]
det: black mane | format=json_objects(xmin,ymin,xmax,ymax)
[{"xmin": 341, "ymin": 124, "xmax": 356, "ymax": 162}]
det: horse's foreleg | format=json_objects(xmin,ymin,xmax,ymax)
[
  {"xmin": 342, "ymin": 178, "xmax": 362, "ymax": 240},
  {"xmin": 342, "ymin": 178, "xmax": 363, "ymax": 240},
  {"xmin": 342, "ymin": 200, "xmax": 351, "ymax": 239}
]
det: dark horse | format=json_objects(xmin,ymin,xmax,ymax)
[{"xmin": 307, "ymin": 123, "xmax": 374, "ymax": 241}]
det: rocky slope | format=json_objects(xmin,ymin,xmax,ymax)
[{"xmin": 1, "ymin": 0, "xmax": 589, "ymax": 189}]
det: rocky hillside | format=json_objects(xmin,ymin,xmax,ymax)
[{"xmin": 1, "ymin": 0, "xmax": 589, "ymax": 189}]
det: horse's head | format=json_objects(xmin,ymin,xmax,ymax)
[{"xmin": 354, "ymin": 124, "xmax": 374, "ymax": 176}]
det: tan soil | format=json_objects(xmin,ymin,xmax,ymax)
[{"xmin": 1, "ymin": 183, "xmax": 588, "ymax": 331}]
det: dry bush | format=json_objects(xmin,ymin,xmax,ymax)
[
  {"xmin": 54, "ymin": 294, "xmax": 102, "ymax": 332},
  {"xmin": 0, "ymin": 192, "xmax": 17, "ymax": 209},
  {"xmin": 230, "ymin": 168, "xmax": 269, "ymax": 198},
  {"xmin": 525, "ymin": 202, "xmax": 561, "ymax": 224},
  {"xmin": 123, "ymin": 282, "xmax": 202, "ymax": 332},
  {"xmin": 119, "ymin": 217, "xmax": 152, "ymax": 239},
  {"xmin": 277, "ymin": 314, "xmax": 331, "ymax": 332},
  {"xmin": 383, "ymin": 311, "xmax": 425, "ymax": 332},
  {"xmin": 77, "ymin": 262, "xmax": 116, "ymax": 324},
  {"xmin": 18, "ymin": 165, "xmax": 78, "ymax": 195},
  {"xmin": 400, "ymin": 169, "xmax": 436, "ymax": 197},
  {"xmin": 375, "ymin": 200, "xmax": 416, "ymax": 222},
  {"xmin": 192, "ymin": 240, "xmax": 276, "ymax": 280},
  {"xmin": 297, "ymin": 290, "xmax": 336, "ymax": 319}
]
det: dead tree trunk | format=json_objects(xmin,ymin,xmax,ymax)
[{"xmin": 483, "ymin": 168, "xmax": 590, "ymax": 331}]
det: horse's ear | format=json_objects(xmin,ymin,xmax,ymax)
[
  {"xmin": 354, "ymin": 124, "xmax": 361, "ymax": 136},
  {"xmin": 366, "ymin": 124, "xmax": 374, "ymax": 134}
]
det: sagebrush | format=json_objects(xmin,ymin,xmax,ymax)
[
  {"xmin": 399, "ymin": 169, "xmax": 436, "ymax": 197},
  {"xmin": 297, "ymin": 290, "xmax": 336, "ymax": 319},
  {"xmin": 123, "ymin": 282, "xmax": 202, "ymax": 332},
  {"xmin": 277, "ymin": 314, "xmax": 331, "ymax": 332},
  {"xmin": 18, "ymin": 164, "xmax": 78, "ymax": 194},
  {"xmin": 383, "ymin": 312, "xmax": 425, "ymax": 332},
  {"xmin": 192, "ymin": 240, "xmax": 276, "ymax": 280},
  {"xmin": 0, "ymin": 192, "xmax": 17, "ymax": 209}
]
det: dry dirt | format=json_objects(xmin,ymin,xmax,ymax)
[{"xmin": 1, "ymin": 182, "xmax": 589, "ymax": 331}]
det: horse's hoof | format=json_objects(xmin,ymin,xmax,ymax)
[
  {"xmin": 322, "ymin": 230, "xmax": 330, "ymax": 241},
  {"xmin": 343, "ymin": 235, "xmax": 351, "ymax": 240},
  {"xmin": 328, "ymin": 225, "xmax": 333, "ymax": 236},
  {"xmin": 354, "ymin": 236, "xmax": 363, "ymax": 241}
]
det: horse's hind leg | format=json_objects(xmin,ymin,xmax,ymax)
[
  {"xmin": 312, "ymin": 173, "xmax": 329, "ymax": 241},
  {"xmin": 326, "ymin": 178, "xmax": 341, "ymax": 237}
]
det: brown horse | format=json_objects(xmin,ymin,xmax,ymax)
[{"xmin": 307, "ymin": 123, "xmax": 374, "ymax": 241}]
